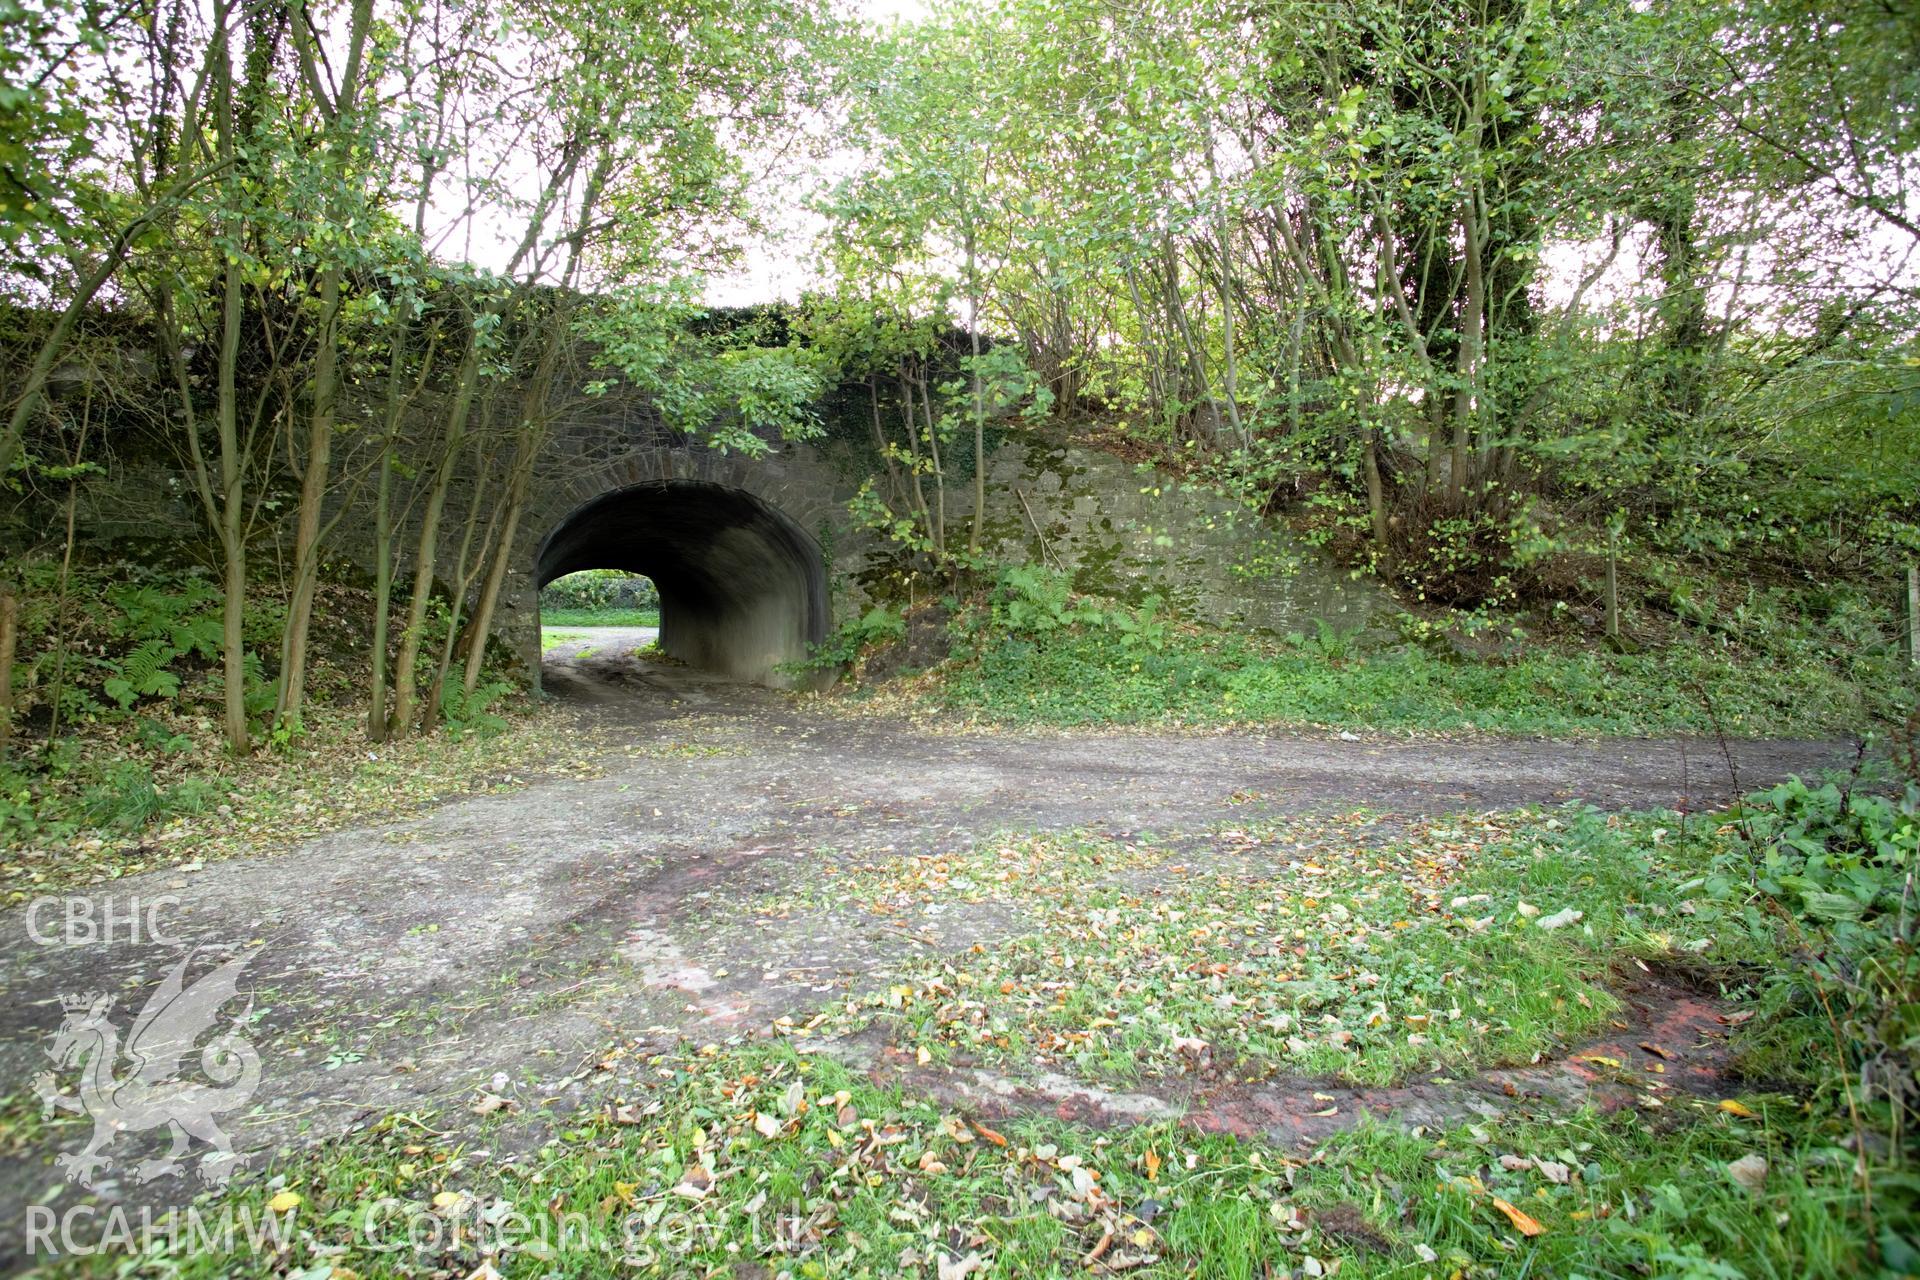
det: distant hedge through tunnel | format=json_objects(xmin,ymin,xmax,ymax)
[{"xmin": 535, "ymin": 481, "xmax": 829, "ymax": 687}]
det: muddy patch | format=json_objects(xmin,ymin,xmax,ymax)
[{"xmin": 854, "ymin": 971, "xmax": 1741, "ymax": 1149}]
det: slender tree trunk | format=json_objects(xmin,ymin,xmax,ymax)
[
  {"xmin": 966, "ymin": 226, "xmax": 987, "ymax": 556},
  {"xmin": 366, "ymin": 322, "xmax": 437, "ymax": 743},
  {"xmin": 1449, "ymin": 200, "xmax": 1484, "ymax": 511},
  {"xmin": 457, "ymin": 495, "xmax": 522, "ymax": 697},
  {"xmin": 1121, "ymin": 265, "xmax": 1169, "ymax": 429},
  {"xmin": 869, "ymin": 379, "xmax": 906, "ymax": 507},
  {"xmin": 0, "ymin": 581, "xmax": 17, "ymax": 759},
  {"xmin": 1361, "ymin": 433, "xmax": 1390, "ymax": 561},
  {"xmin": 46, "ymin": 459, "xmax": 80, "ymax": 743},
  {"xmin": 215, "ymin": 250, "xmax": 250, "ymax": 755},
  {"xmin": 388, "ymin": 364, "xmax": 476, "ymax": 736},
  {"xmin": 273, "ymin": 0, "xmax": 369, "ymax": 730},
  {"xmin": 424, "ymin": 452, "xmax": 494, "ymax": 730},
  {"xmin": 275, "ymin": 263, "xmax": 340, "ymax": 730},
  {"xmin": 460, "ymin": 438, "xmax": 539, "ymax": 695},
  {"xmin": 909, "ymin": 365, "xmax": 946, "ymax": 554},
  {"xmin": 1907, "ymin": 563, "xmax": 1919, "ymax": 668},
  {"xmin": 897, "ymin": 371, "xmax": 935, "ymax": 547},
  {"xmin": 387, "ymin": 457, "xmax": 456, "ymax": 738},
  {"xmin": 1161, "ymin": 238, "xmax": 1225, "ymax": 447},
  {"xmin": 1605, "ymin": 524, "xmax": 1622, "ymax": 644},
  {"xmin": 1204, "ymin": 131, "xmax": 1247, "ymax": 450},
  {"xmin": 367, "ymin": 442, "xmax": 396, "ymax": 741}
]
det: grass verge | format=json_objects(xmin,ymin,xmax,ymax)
[
  {"xmin": 0, "ymin": 699, "xmax": 610, "ymax": 899},
  {"xmin": 921, "ymin": 627, "xmax": 1890, "ymax": 736},
  {"xmin": 846, "ymin": 567, "xmax": 1903, "ymax": 737},
  {"xmin": 25, "ymin": 1042, "xmax": 1876, "ymax": 1280}
]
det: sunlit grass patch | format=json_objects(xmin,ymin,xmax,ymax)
[{"xmin": 541, "ymin": 608, "xmax": 661, "ymax": 628}]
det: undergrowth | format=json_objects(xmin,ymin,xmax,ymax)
[
  {"xmin": 0, "ymin": 560, "xmax": 553, "ymax": 883},
  {"xmin": 872, "ymin": 566, "xmax": 1904, "ymax": 736}
]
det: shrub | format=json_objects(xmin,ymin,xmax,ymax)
[
  {"xmin": 541, "ymin": 571, "xmax": 658, "ymax": 613},
  {"xmin": 1702, "ymin": 777, "xmax": 1920, "ymax": 1128}
]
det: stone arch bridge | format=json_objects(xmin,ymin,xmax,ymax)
[
  {"xmin": 500, "ymin": 413, "xmax": 863, "ymax": 688},
  {"xmin": 486, "ymin": 405, "xmax": 1385, "ymax": 690}
]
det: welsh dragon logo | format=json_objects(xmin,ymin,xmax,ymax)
[{"xmin": 35, "ymin": 948, "xmax": 262, "ymax": 1188}]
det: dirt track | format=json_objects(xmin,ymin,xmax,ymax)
[{"xmin": 0, "ymin": 639, "xmax": 1855, "ymax": 1266}]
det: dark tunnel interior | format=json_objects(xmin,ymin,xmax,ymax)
[{"xmin": 535, "ymin": 481, "xmax": 828, "ymax": 687}]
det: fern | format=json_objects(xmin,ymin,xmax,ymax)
[
  {"xmin": 441, "ymin": 680, "xmax": 512, "ymax": 737},
  {"xmin": 108, "ymin": 579, "xmax": 221, "ymax": 642},
  {"xmin": 170, "ymin": 611, "xmax": 223, "ymax": 660},
  {"xmin": 103, "ymin": 640, "xmax": 182, "ymax": 709}
]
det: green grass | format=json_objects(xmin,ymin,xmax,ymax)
[
  {"xmin": 26, "ymin": 800, "xmax": 1918, "ymax": 1276},
  {"xmin": 926, "ymin": 622, "xmax": 1892, "ymax": 736},
  {"xmin": 35, "ymin": 1041, "xmax": 1888, "ymax": 1279},
  {"xmin": 822, "ymin": 809, "xmax": 1774, "ymax": 1092},
  {"xmin": 870, "ymin": 821, "xmax": 1623, "ymax": 1088},
  {"xmin": 541, "ymin": 608, "xmax": 660, "ymax": 628}
]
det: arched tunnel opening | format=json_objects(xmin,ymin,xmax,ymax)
[{"xmin": 535, "ymin": 481, "xmax": 829, "ymax": 688}]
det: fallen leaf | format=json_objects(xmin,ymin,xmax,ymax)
[
  {"xmin": 1084, "ymin": 1230, "xmax": 1113, "ymax": 1265},
  {"xmin": 1491, "ymin": 1196, "xmax": 1545, "ymax": 1237},
  {"xmin": 1718, "ymin": 1099, "xmax": 1757, "ymax": 1119},
  {"xmin": 266, "ymin": 1191, "xmax": 302, "ymax": 1213},
  {"xmin": 972, "ymin": 1121, "xmax": 1008, "ymax": 1147},
  {"xmin": 753, "ymin": 1111, "xmax": 781, "ymax": 1139},
  {"xmin": 1725, "ymin": 1153, "xmax": 1769, "ymax": 1193},
  {"xmin": 937, "ymin": 1252, "xmax": 988, "ymax": 1280}
]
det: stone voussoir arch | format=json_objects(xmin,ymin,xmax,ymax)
[{"xmin": 497, "ymin": 428, "xmax": 860, "ymax": 690}]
